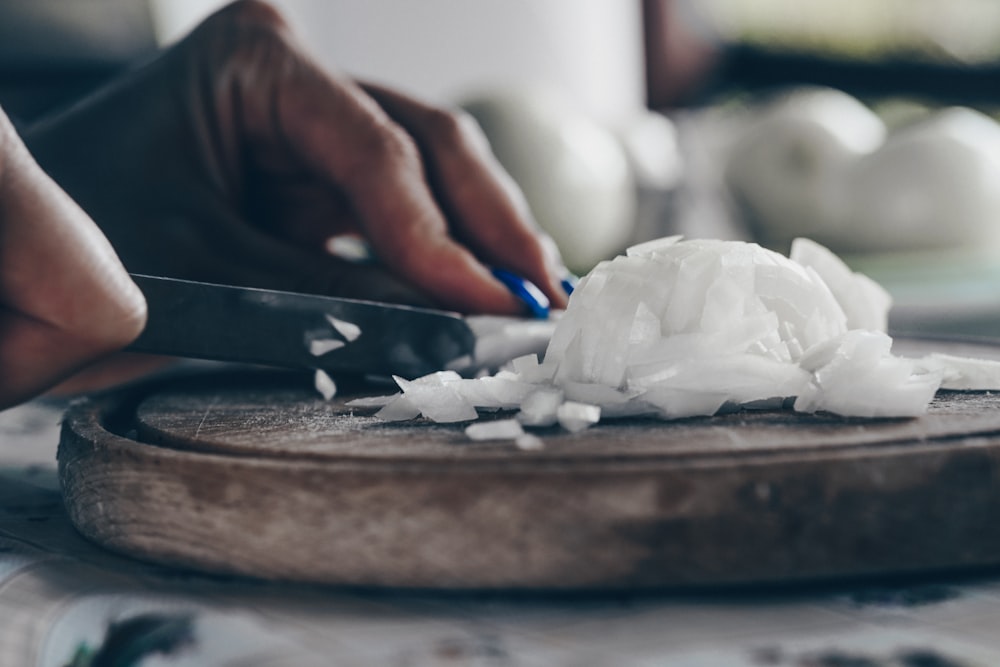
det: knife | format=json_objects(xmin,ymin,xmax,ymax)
[
  {"xmin": 126, "ymin": 274, "xmax": 554, "ymax": 379},
  {"xmin": 126, "ymin": 274, "xmax": 475, "ymax": 378}
]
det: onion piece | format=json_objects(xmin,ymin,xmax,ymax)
[
  {"xmin": 308, "ymin": 338, "xmax": 346, "ymax": 356},
  {"xmin": 325, "ymin": 315, "xmax": 362, "ymax": 342},
  {"xmin": 405, "ymin": 385, "xmax": 478, "ymax": 423},
  {"xmin": 517, "ymin": 388, "xmax": 565, "ymax": 426},
  {"xmin": 376, "ymin": 395, "xmax": 421, "ymax": 422},
  {"xmin": 557, "ymin": 401, "xmax": 601, "ymax": 433},
  {"xmin": 313, "ymin": 369, "xmax": 337, "ymax": 401},
  {"xmin": 465, "ymin": 419, "xmax": 525, "ymax": 441},
  {"xmin": 912, "ymin": 353, "xmax": 1000, "ymax": 390},
  {"xmin": 794, "ymin": 331, "xmax": 940, "ymax": 417},
  {"xmin": 345, "ymin": 395, "xmax": 395, "ymax": 408},
  {"xmin": 515, "ymin": 434, "xmax": 545, "ymax": 451},
  {"xmin": 639, "ymin": 387, "xmax": 728, "ymax": 419},
  {"xmin": 465, "ymin": 316, "xmax": 558, "ymax": 372}
]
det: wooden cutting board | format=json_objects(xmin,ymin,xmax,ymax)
[{"xmin": 59, "ymin": 337, "xmax": 1000, "ymax": 589}]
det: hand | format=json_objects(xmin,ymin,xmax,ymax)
[
  {"xmin": 0, "ymin": 109, "xmax": 146, "ymax": 408},
  {"xmin": 25, "ymin": 0, "xmax": 570, "ymax": 315}
]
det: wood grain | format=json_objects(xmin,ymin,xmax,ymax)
[{"xmin": 58, "ymin": 338, "xmax": 1000, "ymax": 589}]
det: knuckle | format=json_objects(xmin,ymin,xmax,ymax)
[
  {"xmin": 352, "ymin": 120, "xmax": 422, "ymax": 178},
  {"xmin": 424, "ymin": 107, "xmax": 485, "ymax": 152},
  {"xmin": 186, "ymin": 0, "xmax": 296, "ymax": 104},
  {"xmin": 378, "ymin": 121, "xmax": 422, "ymax": 163},
  {"xmin": 192, "ymin": 0, "xmax": 290, "ymax": 54}
]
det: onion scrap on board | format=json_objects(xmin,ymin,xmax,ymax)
[{"xmin": 339, "ymin": 237, "xmax": 1000, "ymax": 446}]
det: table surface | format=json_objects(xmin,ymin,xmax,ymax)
[{"xmin": 7, "ymin": 396, "xmax": 1000, "ymax": 667}]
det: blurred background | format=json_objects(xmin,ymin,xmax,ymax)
[{"xmin": 4, "ymin": 0, "xmax": 1000, "ymax": 335}]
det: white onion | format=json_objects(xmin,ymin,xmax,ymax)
[{"xmin": 724, "ymin": 87, "xmax": 886, "ymax": 248}]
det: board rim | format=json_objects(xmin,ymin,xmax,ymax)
[{"xmin": 57, "ymin": 367, "xmax": 1000, "ymax": 589}]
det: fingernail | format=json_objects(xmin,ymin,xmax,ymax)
[{"xmin": 491, "ymin": 268, "xmax": 550, "ymax": 319}]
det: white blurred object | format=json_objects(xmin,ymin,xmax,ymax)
[
  {"xmin": 464, "ymin": 88, "xmax": 636, "ymax": 274},
  {"xmin": 617, "ymin": 111, "xmax": 684, "ymax": 190},
  {"xmin": 617, "ymin": 110, "xmax": 687, "ymax": 248},
  {"xmin": 148, "ymin": 0, "xmax": 229, "ymax": 44},
  {"xmin": 151, "ymin": 0, "xmax": 645, "ymax": 131},
  {"xmin": 727, "ymin": 87, "xmax": 1000, "ymax": 256},
  {"xmin": 843, "ymin": 107, "xmax": 1000, "ymax": 252},
  {"xmin": 725, "ymin": 87, "xmax": 887, "ymax": 249}
]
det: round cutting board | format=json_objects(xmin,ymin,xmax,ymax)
[{"xmin": 59, "ymin": 337, "xmax": 1000, "ymax": 589}]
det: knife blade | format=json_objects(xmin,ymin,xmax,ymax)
[{"xmin": 126, "ymin": 274, "xmax": 477, "ymax": 378}]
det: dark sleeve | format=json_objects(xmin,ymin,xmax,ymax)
[{"xmin": 0, "ymin": 0, "xmax": 157, "ymax": 121}]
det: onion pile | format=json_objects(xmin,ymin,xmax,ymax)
[{"xmin": 347, "ymin": 237, "xmax": 1000, "ymax": 441}]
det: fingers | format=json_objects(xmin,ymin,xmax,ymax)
[
  {"xmin": 362, "ymin": 84, "xmax": 570, "ymax": 310},
  {"xmin": 33, "ymin": 1, "xmax": 566, "ymax": 318},
  {"xmin": 0, "ymin": 110, "xmax": 146, "ymax": 407},
  {"xmin": 275, "ymin": 76, "xmax": 526, "ymax": 313},
  {"xmin": 197, "ymin": 3, "xmax": 530, "ymax": 314}
]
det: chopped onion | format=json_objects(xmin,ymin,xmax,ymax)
[
  {"xmin": 465, "ymin": 317, "xmax": 559, "ymax": 372},
  {"xmin": 395, "ymin": 371, "xmax": 462, "ymax": 388},
  {"xmin": 364, "ymin": 237, "xmax": 1000, "ymax": 437},
  {"xmin": 465, "ymin": 419, "xmax": 525, "ymax": 441},
  {"xmin": 517, "ymin": 388, "xmax": 564, "ymax": 426},
  {"xmin": 790, "ymin": 237, "xmax": 891, "ymax": 331},
  {"xmin": 912, "ymin": 353, "xmax": 1000, "ymax": 390},
  {"xmin": 313, "ymin": 369, "xmax": 337, "ymax": 401},
  {"xmin": 308, "ymin": 338, "xmax": 346, "ymax": 356},
  {"xmin": 557, "ymin": 401, "xmax": 601, "ymax": 433},
  {"xmin": 515, "ymin": 434, "xmax": 545, "ymax": 451},
  {"xmin": 325, "ymin": 315, "xmax": 362, "ymax": 342},
  {"xmin": 345, "ymin": 395, "xmax": 395, "ymax": 408},
  {"xmin": 387, "ymin": 372, "xmax": 478, "ymax": 422},
  {"xmin": 793, "ymin": 331, "xmax": 939, "ymax": 417},
  {"xmin": 376, "ymin": 395, "xmax": 421, "ymax": 422}
]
